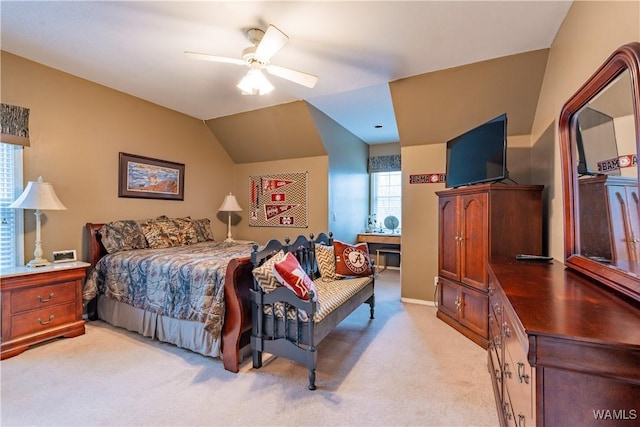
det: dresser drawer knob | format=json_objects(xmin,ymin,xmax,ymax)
[
  {"xmin": 37, "ymin": 314, "xmax": 55, "ymax": 325},
  {"xmin": 37, "ymin": 293, "xmax": 55, "ymax": 303}
]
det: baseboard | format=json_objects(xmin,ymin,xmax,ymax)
[{"xmin": 400, "ymin": 297, "xmax": 436, "ymax": 307}]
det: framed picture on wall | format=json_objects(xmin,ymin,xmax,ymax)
[{"xmin": 118, "ymin": 152, "xmax": 185, "ymax": 200}]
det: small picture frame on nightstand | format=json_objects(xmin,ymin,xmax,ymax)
[{"xmin": 52, "ymin": 250, "xmax": 77, "ymax": 263}]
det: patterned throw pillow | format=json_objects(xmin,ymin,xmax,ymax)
[
  {"xmin": 141, "ymin": 217, "xmax": 181, "ymax": 249},
  {"xmin": 192, "ymin": 218, "xmax": 214, "ymax": 242},
  {"xmin": 334, "ymin": 241, "xmax": 373, "ymax": 278},
  {"xmin": 173, "ymin": 217, "xmax": 199, "ymax": 245},
  {"xmin": 273, "ymin": 252, "xmax": 318, "ymax": 301},
  {"xmin": 99, "ymin": 220, "xmax": 148, "ymax": 253},
  {"xmin": 315, "ymin": 244, "xmax": 338, "ymax": 281},
  {"xmin": 252, "ymin": 250, "xmax": 286, "ymax": 293}
]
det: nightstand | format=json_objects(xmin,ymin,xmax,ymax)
[{"xmin": 1, "ymin": 261, "xmax": 89, "ymax": 359}]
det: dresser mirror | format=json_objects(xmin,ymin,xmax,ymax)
[{"xmin": 559, "ymin": 42, "xmax": 640, "ymax": 302}]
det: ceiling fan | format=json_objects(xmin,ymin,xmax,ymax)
[{"xmin": 185, "ymin": 25, "xmax": 319, "ymax": 95}]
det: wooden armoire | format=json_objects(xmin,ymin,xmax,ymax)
[{"xmin": 436, "ymin": 183, "xmax": 543, "ymax": 348}]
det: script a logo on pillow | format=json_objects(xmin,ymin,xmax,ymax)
[
  {"xmin": 334, "ymin": 241, "xmax": 372, "ymax": 277},
  {"xmin": 273, "ymin": 252, "xmax": 318, "ymax": 301}
]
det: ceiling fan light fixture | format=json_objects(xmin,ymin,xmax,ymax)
[{"xmin": 237, "ymin": 69, "xmax": 274, "ymax": 95}]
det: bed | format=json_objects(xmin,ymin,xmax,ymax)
[{"xmin": 83, "ymin": 217, "xmax": 255, "ymax": 373}]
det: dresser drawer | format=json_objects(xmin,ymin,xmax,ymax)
[
  {"xmin": 9, "ymin": 302, "xmax": 77, "ymax": 338},
  {"xmin": 10, "ymin": 280, "xmax": 76, "ymax": 313}
]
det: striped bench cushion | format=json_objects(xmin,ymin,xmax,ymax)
[
  {"xmin": 313, "ymin": 276, "xmax": 372, "ymax": 322},
  {"xmin": 263, "ymin": 276, "xmax": 373, "ymax": 323}
]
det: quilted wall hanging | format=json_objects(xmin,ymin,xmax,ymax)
[{"xmin": 249, "ymin": 172, "xmax": 308, "ymax": 227}]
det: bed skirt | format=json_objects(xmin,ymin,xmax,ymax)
[{"xmin": 97, "ymin": 296, "xmax": 221, "ymax": 358}]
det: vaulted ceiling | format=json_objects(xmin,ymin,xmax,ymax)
[{"xmin": 1, "ymin": 1, "xmax": 572, "ymax": 151}]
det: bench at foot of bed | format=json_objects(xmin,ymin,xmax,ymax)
[{"xmin": 249, "ymin": 233, "xmax": 375, "ymax": 390}]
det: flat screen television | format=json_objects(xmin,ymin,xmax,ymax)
[
  {"xmin": 576, "ymin": 107, "xmax": 620, "ymax": 176},
  {"xmin": 445, "ymin": 113, "xmax": 508, "ymax": 188}
]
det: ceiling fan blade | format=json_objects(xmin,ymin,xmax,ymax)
[
  {"xmin": 266, "ymin": 65, "xmax": 318, "ymax": 88},
  {"xmin": 184, "ymin": 51, "xmax": 246, "ymax": 66},
  {"xmin": 255, "ymin": 25, "xmax": 288, "ymax": 60}
]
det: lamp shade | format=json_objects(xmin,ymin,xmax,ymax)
[
  {"xmin": 218, "ymin": 193, "xmax": 242, "ymax": 212},
  {"xmin": 9, "ymin": 176, "xmax": 67, "ymax": 211}
]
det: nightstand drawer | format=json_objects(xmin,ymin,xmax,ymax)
[
  {"xmin": 9, "ymin": 302, "xmax": 77, "ymax": 338},
  {"xmin": 10, "ymin": 281, "xmax": 76, "ymax": 313}
]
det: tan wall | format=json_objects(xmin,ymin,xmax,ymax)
[
  {"xmin": 401, "ymin": 144, "xmax": 445, "ymax": 302},
  {"xmin": 531, "ymin": 0, "xmax": 640, "ymax": 261},
  {"xmin": 232, "ymin": 156, "xmax": 329, "ymax": 245},
  {"xmin": 1, "ymin": 52, "xmax": 236, "ymax": 262}
]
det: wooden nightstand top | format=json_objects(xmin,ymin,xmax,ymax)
[{"xmin": 1, "ymin": 261, "xmax": 90, "ymax": 279}]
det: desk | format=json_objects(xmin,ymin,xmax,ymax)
[
  {"xmin": 357, "ymin": 234, "xmax": 401, "ymax": 272},
  {"xmin": 357, "ymin": 233, "xmax": 401, "ymax": 245}
]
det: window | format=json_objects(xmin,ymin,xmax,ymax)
[
  {"xmin": 370, "ymin": 171, "xmax": 402, "ymax": 233},
  {"xmin": 0, "ymin": 142, "xmax": 24, "ymax": 268}
]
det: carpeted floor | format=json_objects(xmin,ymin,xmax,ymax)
[{"xmin": 0, "ymin": 270, "xmax": 499, "ymax": 426}]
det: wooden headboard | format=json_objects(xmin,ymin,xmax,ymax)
[{"xmin": 85, "ymin": 223, "xmax": 107, "ymax": 268}]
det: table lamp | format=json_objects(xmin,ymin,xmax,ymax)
[
  {"xmin": 218, "ymin": 193, "xmax": 242, "ymax": 242},
  {"xmin": 9, "ymin": 176, "xmax": 67, "ymax": 267}
]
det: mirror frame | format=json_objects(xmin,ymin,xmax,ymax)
[{"xmin": 559, "ymin": 42, "xmax": 640, "ymax": 302}]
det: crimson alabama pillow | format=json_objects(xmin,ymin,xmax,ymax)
[
  {"xmin": 334, "ymin": 241, "xmax": 373, "ymax": 278},
  {"xmin": 273, "ymin": 252, "xmax": 318, "ymax": 301}
]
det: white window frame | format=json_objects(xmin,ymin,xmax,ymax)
[
  {"xmin": 370, "ymin": 170, "xmax": 402, "ymax": 233},
  {"xmin": 0, "ymin": 143, "xmax": 24, "ymax": 268}
]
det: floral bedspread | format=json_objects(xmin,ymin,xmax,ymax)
[{"xmin": 83, "ymin": 241, "xmax": 253, "ymax": 337}]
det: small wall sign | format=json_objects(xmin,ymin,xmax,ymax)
[{"xmin": 409, "ymin": 173, "xmax": 446, "ymax": 184}]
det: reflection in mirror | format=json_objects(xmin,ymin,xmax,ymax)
[
  {"xmin": 559, "ymin": 42, "xmax": 640, "ymax": 302},
  {"xmin": 575, "ymin": 70, "xmax": 639, "ymax": 272}
]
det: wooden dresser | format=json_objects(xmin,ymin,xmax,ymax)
[
  {"xmin": 436, "ymin": 184, "xmax": 543, "ymax": 348},
  {"xmin": 487, "ymin": 258, "xmax": 640, "ymax": 426},
  {"xmin": 1, "ymin": 261, "xmax": 89, "ymax": 359}
]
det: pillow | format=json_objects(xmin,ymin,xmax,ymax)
[
  {"xmin": 172, "ymin": 217, "xmax": 199, "ymax": 245},
  {"xmin": 192, "ymin": 218, "xmax": 215, "ymax": 242},
  {"xmin": 334, "ymin": 241, "xmax": 373, "ymax": 278},
  {"xmin": 141, "ymin": 217, "xmax": 181, "ymax": 249},
  {"xmin": 273, "ymin": 252, "xmax": 318, "ymax": 302},
  {"xmin": 99, "ymin": 220, "xmax": 148, "ymax": 253},
  {"xmin": 252, "ymin": 250, "xmax": 286, "ymax": 293},
  {"xmin": 315, "ymin": 244, "xmax": 338, "ymax": 281}
]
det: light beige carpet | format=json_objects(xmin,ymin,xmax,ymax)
[{"xmin": 0, "ymin": 270, "xmax": 499, "ymax": 426}]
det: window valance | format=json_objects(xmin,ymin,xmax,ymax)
[
  {"xmin": 1, "ymin": 104, "xmax": 30, "ymax": 147},
  {"xmin": 368, "ymin": 155, "xmax": 401, "ymax": 173}
]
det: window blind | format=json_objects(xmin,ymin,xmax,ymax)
[{"xmin": 0, "ymin": 143, "xmax": 23, "ymax": 269}]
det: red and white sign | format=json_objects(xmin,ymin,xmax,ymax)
[
  {"xmin": 261, "ymin": 178, "xmax": 293, "ymax": 193},
  {"xmin": 279, "ymin": 216, "xmax": 295, "ymax": 225},
  {"xmin": 597, "ymin": 154, "xmax": 637, "ymax": 173},
  {"xmin": 264, "ymin": 204, "xmax": 298, "ymax": 220},
  {"xmin": 409, "ymin": 173, "xmax": 446, "ymax": 184}
]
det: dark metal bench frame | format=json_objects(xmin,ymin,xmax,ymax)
[{"xmin": 250, "ymin": 233, "xmax": 375, "ymax": 390}]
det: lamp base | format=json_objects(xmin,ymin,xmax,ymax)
[
  {"xmin": 26, "ymin": 258, "xmax": 51, "ymax": 268},
  {"xmin": 224, "ymin": 237, "xmax": 235, "ymax": 243}
]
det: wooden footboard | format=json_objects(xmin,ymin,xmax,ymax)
[
  {"xmin": 84, "ymin": 222, "xmax": 255, "ymax": 373},
  {"xmin": 221, "ymin": 256, "xmax": 254, "ymax": 372}
]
